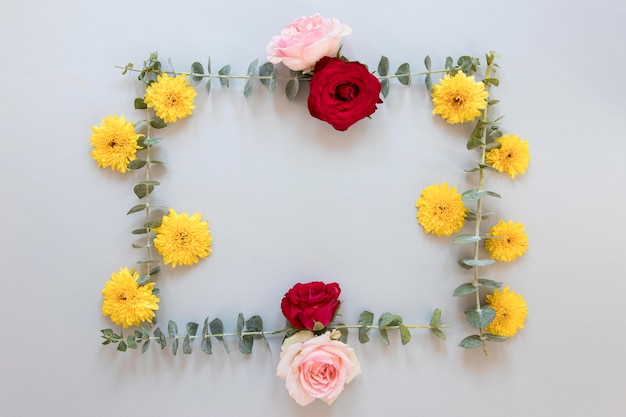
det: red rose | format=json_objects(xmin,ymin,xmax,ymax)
[
  {"xmin": 281, "ymin": 281, "xmax": 341, "ymax": 330},
  {"xmin": 307, "ymin": 57, "xmax": 383, "ymax": 131}
]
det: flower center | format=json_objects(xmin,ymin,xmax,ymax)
[
  {"xmin": 451, "ymin": 95, "xmax": 464, "ymax": 106},
  {"xmin": 336, "ymin": 83, "xmax": 357, "ymax": 101},
  {"xmin": 177, "ymin": 231, "xmax": 190, "ymax": 244}
]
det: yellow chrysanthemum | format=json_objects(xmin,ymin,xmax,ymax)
[
  {"xmin": 431, "ymin": 71, "xmax": 488, "ymax": 124},
  {"xmin": 153, "ymin": 208, "xmax": 212, "ymax": 267},
  {"xmin": 144, "ymin": 73, "xmax": 197, "ymax": 123},
  {"xmin": 90, "ymin": 115, "xmax": 142, "ymax": 173},
  {"xmin": 416, "ymin": 183, "xmax": 467, "ymax": 236},
  {"xmin": 485, "ymin": 287, "xmax": 528, "ymax": 337},
  {"xmin": 485, "ymin": 220, "xmax": 528, "ymax": 262},
  {"xmin": 486, "ymin": 134, "xmax": 530, "ymax": 179},
  {"xmin": 102, "ymin": 267, "xmax": 159, "ymax": 328}
]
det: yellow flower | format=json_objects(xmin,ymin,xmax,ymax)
[
  {"xmin": 485, "ymin": 287, "xmax": 528, "ymax": 337},
  {"xmin": 144, "ymin": 73, "xmax": 197, "ymax": 123},
  {"xmin": 90, "ymin": 115, "xmax": 142, "ymax": 173},
  {"xmin": 153, "ymin": 208, "xmax": 212, "ymax": 267},
  {"xmin": 486, "ymin": 134, "xmax": 530, "ymax": 179},
  {"xmin": 485, "ymin": 220, "xmax": 528, "ymax": 262},
  {"xmin": 102, "ymin": 267, "xmax": 159, "ymax": 328},
  {"xmin": 431, "ymin": 71, "xmax": 488, "ymax": 124},
  {"xmin": 416, "ymin": 183, "xmax": 467, "ymax": 236}
]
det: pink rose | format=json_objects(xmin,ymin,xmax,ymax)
[
  {"xmin": 266, "ymin": 14, "xmax": 352, "ymax": 72},
  {"xmin": 276, "ymin": 330, "xmax": 361, "ymax": 406}
]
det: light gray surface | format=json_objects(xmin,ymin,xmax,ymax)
[{"xmin": 1, "ymin": 0, "xmax": 625, "ymax": 415}]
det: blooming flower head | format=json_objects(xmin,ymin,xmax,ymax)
[
  {"xmin": 486, "ymin": 134, "xmax": 530, "ymax": 179},
  {"xmin": 266, "ymin": 13, "xmax": 352, "ymax": 72},
  {"xmin": 431, "ymin": 71, "xmax": 488, "ymax": 124},
  {"xmin": 484, "ymin": 287, "xmax": 528, "ymax": 337},
  {"xmin": 101, "ymin": 267, "xmax": 159, "ymax": 328},
  {"xmin": 90, "ymin": 115, "xmax": 141, "ymax": 173},
  {"xmin": 153, "ymin": 208, "xmax": 212, "ymax": 267},
  {"xmin": 276, "ymin": 330, "xmax": 361, "ymax": 406},
  {"xmin": 485, "ymin": 219, "xmax": 528, "ymax": 262},
  {"xmin": 416, "ymin": 183, "xmax": 467, "ymax": 236},
  {"xmin": 144, "ymin": 73, "xmax": 197, "ymax": 123}
]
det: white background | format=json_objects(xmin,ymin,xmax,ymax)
[{"xmin": 1, "ymin": 0, "xmax": 625, "ymax": 416}]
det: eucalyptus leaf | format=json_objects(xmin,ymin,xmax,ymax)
[
  {"xmin": 399, "ymin": 323, "xmax": 411, "ymax": 345},
  {"xmin": 461, "ymin": 189, "xmax": 486, "ymax": 201},
  {"xmin": 191, "ymin": 62, "xmax": 204, "ymax": 82},
  {"xmin": 149, "ymin": 117, "xmax": 167, "ymax": 129},
  {"xmin": 269, "ymin": 69, "xmax": 278, "ymax": 92},
  {"xmin": 244, "ymin": 79, "xmax": 253, "ymax": 98},
  {"xmin": 135, "ymin": 274, "xmax": 150, "ymax": 285},
  {"xmin": 186, "ymin": 322, "xmax": 199, "ymax": 337},
  {"xmin": 395, "ymin": 63, "xmax": 411, "ymax": 85},
  {"xmin": 459, "ymin": 335, "xmax": 484, "ymax": 348},
  {"xmin": 484, "ymin": 334, "xmax": 508, "ymax": 342},
  {"xmin": 286, "ymin": 79, "xmax": 299, "ymax": 101},
  {"xmin": 453, "ymin": 234, "xmax": 481, "ymax": 244},
  {"xmin": 379, "ymin": 328, "xmax": 390, "ymax": 345},
  {"xmin": 247, "ymin": 58, "xmax": 258, "ymax": 76},
  {"xmin": 483, "ymin": 77, "xmax": 499, "ymax": 87},
  {"xmin": 246, "ymin": 315, "xmax": 263, "ymax": 338},
  {"xmin": 143, "ymin": 136, "xmax": 163, "ymax": 146},
  {"xmin": 239, "ymin": 336, "xmax": 253, "ymax": 354},
  {"xmin": 259, "ymin": 62, "xmax": 273, "ymax": 87},
  {"xmin": 430, "ymin": 328, "xmax": 446, "ymax": 340},
  {"xmin": 461, "ymin": 258, "xmax": 496, "ymax": 268},
  {"xmin": 445, "ymin": 56, "xmax": 453, "ymax": 70},
  {"xmin": 154, "ymin": 328, "xmax": 166, "ymax": 349},
  {"xmin": 134, "ymin": 98, "xmax": 148, "ymax": 109},
  {"xmin": 378, "ymin": 55, "xmax": 389, "ymax": 76},
  {"xmin": 381, "ymin": 79, "xmax": 389, "ymax": 98},
  {"xmin": 167, "ymin": 320, "xmax": 178, "ymax": 339},
  {"xmin": 205, "ymin": 79, "xmax": 211, "ymax": 95},
  {"xmin": 487, "ymin": 99, "xmax": 500, "ymax": 106},
  {"xmin": 477, "ymin": 278, "xmax": 502, "ymax": 289},
  {"xmin": 131, "ymin": 228, "xmax": 148, "ymax": 235},
  {"xmin": 171, "ymin": 338, "xmax": 179, "ymax": 355},
  {"xmin": 183, "ymin": 334, "xmax": 193, "ymax": 354},
  {"xmin": 201, "ymin": 337, "xmax": 212, "ymax": 354},
  {"xmin": 133, "ymin": 184, "xmax": 154, "ymax": 199},
  {"xmin": 358, "ymin": 311, "xmax": 374, "ymax": 343},
  {"xmin": 144, "ymin": 219, "xmax": 162, "ymax": 229},
  {"xmin": 430, "ymin": 308, "xmax": 442, "ymax": 327},
  {"xmin": 127, "ymin": 159, "xmax": 147, "ymax": 170},
  {"xmin": 425, "ymin": 73, "xmax": 432, "ymax": 91},
  {"xmin": 149, "ymin": 266, "xmax": 160, "ymax": 276},
  {"xmin": 140, "ymin": 324, "xmax": 150, "ymax": 339},
  {"xmin": 336, "ymin": 325, "xmax": 349, "ymax": 344},
  {"xmin": 218, "ymin": 65, "xmax": 231, "ymax": 87},
  {"xmin": 424, "ymin": 55, "xmax": 431, "ymax": 71},
  {"xmin": 236, "ymin": 313, "xmax": 244, "ymax": 338},
  {"xmin": 127, "ymin": 204, "xmax": 146, "ymax": 215},
  {"xmin": 453, "ymin": 283, "xmax": 478, "ymax": 297},
  {"xmin": 117, "ymin": 341, "xmax": 127, "ymax": 352},
  {"xmin": 127, "ymin": 335, "xmax": 137, "ymax": 349},
  {"xmin": 210, "ymin": 318, "xmax": 229, "ymax": 353},
  {"xmin": 141, "ymin": 340, "xmax": 150, "ymax": 354},
  {"xmin": 466, "ymin": 135, "xmax": 485, "ymax": 150},
  {"xmin": 465, "ymin": 307, "xmax": 496, "ymax": 329}
]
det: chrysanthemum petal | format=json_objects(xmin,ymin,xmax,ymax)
[
  {"xmin": 486, "ymin": 134, "xmax": 530, "ymax": 179},
  {"xmin": 153, "ymin": 208, "xmax": 212, "ymax": 267},
  {"xmin": 101, "ymin": 267, "xmax": 159, "ymax": 328},
  {"xmin": 90, "ymin": 115, "xmax": 141, "ymax": 173},
  {"xmin": 484, "ymin": 220, "xmax": 528, "ymax": 262},
  {"xmin": 485, "ymin": 287, "xmax": 528, "ymax": 337},
  {"xmin": 144, "ymin": 74, "xmax": 197, "ymax": 123},
  {"xmin": 416, "ymin": 183, "xmax": 467, "ymax": 236},
  {"xmin": 431, "ymin": 71, "xmax": 488, "ymax": 124}
]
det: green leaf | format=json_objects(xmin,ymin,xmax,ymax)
[
  {"xmin": 424, "ymin": 55, "xmax": 431, "ymax": 71},
  {"xmin": 484, "ymin": 334, "xmax": 508, "ymax": 342},
  {"xmin": 461, "ymin": 189, "xmax": 485, "ymax": 201},
  {"xmin": 144, "ymin": 219, "xmax": 162, "ymax": 229},
  {"xmin": 379, "ymin": 328, "xmax": 390, "ymax": 345},
  {"xmin": 133, "ymin": 184, "xmax": 154, "ymax": 199},
  {"xmin": 236, "ymin": 313, "xmax": 244, "ymax": 339},
  {"xmin": 483, "ymin": 77, "xmax": 499, "ymax": 87},
  {"xmin": 430, "ymin": 328, "xmax": 446, "ymax": 340},
  {"xmin": 453, "ymin": 283, "xmax": 478, "ymax": 297},
  {"xmin": 487, "ymin": 99, "xmax": 500, "ymax": 106},
  {"xmin": 453, "ymin": 234, "xmax": 481, "ymax": 244},
  {"xmin": 183, "ymin": 334, "xmax": 193, "ymax": 354},
  {"xmin": 143, "ymin": 136, "xmax": 163, "ymax": 146},
  {"xmin": 399, "ymin": 323, "xmax": 411, "ymax": 345},
  {"xmin": 485, "ymin": 191, "xmax": 501, "ymax": 198},
  {"xmin": 286, "ymin": 79, "xmax": 299, "ymax": 101},
  {"xmin": 430, "ymin": 308, "xmax": 442, "ymax": 327},
  {"xmin": 134, "ymin": 98, "xmax": 147, "ymax": 109},
  {"xmin": 141, "ymin": 340, "xmax": 150, "ymax": 353},
  {"xmin": 210, "ymin": 318, "xmax": 229, "ymax": 353},
  {"xmin": 239, "ymin": 336, "xmax": 253, "ymax": 354},
  {"xmin": 465, "ymin": 307, "xmax": 496, "ymax": 329},
  {"xmin": 381, "ymin": 78, "xmax": 389, "ymax": 98},
  {"xmin": 461, "ymin": 258, "xmax": 496, "ymax": 268},
  {"xmin": 117, "ymin": 341, "xmax": 127, "ymax": 352},
  {"xmin": 101, "ymin": 328, "xmax": 113, "ymax": 338},
  {"xmin": 395, "ymin": 63, "xmax": 411, "ymax": 85},
  {"xmin": 336, "ymin": 325, "xmax": 349, "ymax": 344},
  {"xmin": 218, "ymin": 65, "xmax": 231, "ymax": 87},
  {"xmin": 459, "ymin": 335, "xmax": 483, "ymax": 348},
  {"xmin": 140, "ymin": 324, "xmax": 150, "ymax": 339},
  {"xmin": 244, "ymin": 79, "xmax": 253, "ymax": 98},
  {"xmin": 467, "ymin": 135, "xmax": 485, "ymax": 150},
  {"xmin": 153, "ymin": 327, "xmax": 166, "ymax": 349},
  {"xmin": 127, "ymin": 159, "xmax": 147, "ymax": 170},
  {"xmin": 205, "ymin": 78, "xmax": 211, "ymax": 95},
  {"xmin": 186, "ymin": 322, "xmax": 199, "ymax": 337},
  {"xmin": 149, "ymin": 266, "xmax": 160, "ymax": 276},
  {"xmin": 425, "ymin": 73, "xmax": 432, "ymax": 91},
  {"xmin": 378, "ymin": 312, "xmax": 402, "ymax": 327},
  {"xmin": 358, "ymin": 311, "xmax": 374, "ymax": 343},
  {"xmin": 269, "ymin": 69, "xmax": 278, "ymax": 92},
  {"xmin": 127, "ymin": 335, "xmax": 137, "ymax": 349},
  {"xmin": 477, "ymin": 278, "xmax": 503, "ymax": 289},
  {"xmin": 127, "ymin": 204, "xmax": 146, "ymax": 215},
  {"xmin": 445, "ymin": 56, "xmax": 453, "ymax": 70},
  {"xmin": 135, "ymin": 274, "xmax": 150, "ymax": 285},
  {"xmin": 191, "ymin": 62, "xmax": 204, "ymax": 82},
  {"xmin": 171, "ymin": 338, "xmax": 179, "ymax": 355},
  {"xmin": 247, "ymin": 58, "xmax": 258, "ymax": 76},
  {"xmin": 377, "ymin": 55, "xmax": 389, "ymax": 76},
  {"xmin": 149, "ymin": 117, "xmax": 167, "ymax": 129},
  {"xmin": 245, "ymin": 315, "xmax": 263, "ymax": 338},
  {"xmin": 131, "ymin": 228, "xmax": 148, "ymax": 235},
  {"xmin": 201, "ymin": 337, "xmax": 212, "ymax": 354},
  {"xmin": 457, "ymin": 56, "xmax": 479, "ymax": 73},
  {"xmin": 168, "ymin": 320, "xmax": 178, "ymax": 339}
]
